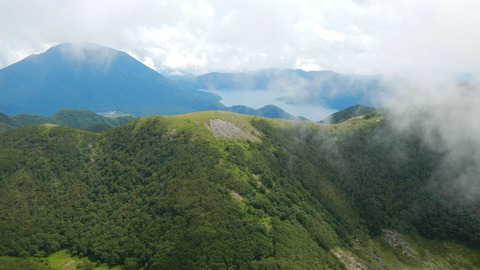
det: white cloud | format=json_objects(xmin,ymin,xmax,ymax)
[
  {"xmin": 385, "ymin": 78, "xmax": 480, "ymax": 200},
  {"xmin": 296, "ymin": 61, "xmax": 322, "ymax": 72},
  {"xmin": 1, "ymin": 0, "xmax": 479, "ymax": 77}
]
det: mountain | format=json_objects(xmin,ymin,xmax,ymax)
[
  {"xmin": 0, "ymin": 108, "xmax": 135, "ymax": 132},
  {"xmin": 0, "ymin": 43, "xmax": 224, "ymax": 116},
  {"xmin": 320, "ymin": 104, "xmax": 377, "ymax": 124},
  {"xmin": 180, "ymin": 69, "xmax": 387, "ymax": 110},
  {"xmin": 180, "ymin": 69, "xmax": 311, "ymax": 91},
  {"xmin": 227, "ymin": 104, "xmax": 308, "ymax": 121},
  {"xmin": 0, "ymin": 43, "xmax": 306, "ymax": 121},
  {"xmin": 0, "ymin": 111, "xmax": 478, "ymax": 269}
]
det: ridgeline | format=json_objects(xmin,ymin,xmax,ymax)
[{"xmin": 0, "ymin": 111, "xmax": 478, "ymax": 269}]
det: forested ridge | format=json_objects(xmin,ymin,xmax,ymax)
[
  {"xmin": 0, "ymin": 111, "xmax": 478, "ymax": 269},
  {"xmin": 0, "ymin": 109, "xmax": 135, "ymax": 132}
]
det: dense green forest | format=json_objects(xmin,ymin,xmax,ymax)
[{"xmin": 0, "ymin": 111, "xmax": 478, "ymax": 269}]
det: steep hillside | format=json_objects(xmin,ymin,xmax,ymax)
[{"xmin": 0, "ymin": 112, "xmax": 478, "ymax": 269}]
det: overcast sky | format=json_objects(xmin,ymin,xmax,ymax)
[{"xmin": 1, "ymin": 0, "xmax": 480, "ymax": 76}]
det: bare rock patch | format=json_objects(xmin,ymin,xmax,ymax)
[
  {"xmin": 383, "ymin": 229, "xmax": 419, "ymax": 259},
  {"xmin": 230, "ymin": 190, "xmax": 244, "ymax": 201},
  {"xmin": 207, "ymin": 119, "xmax": 259, "ymax": 141},
  {"xmin": 332, "ymin": 249, "xmax": 367, "ymax": 270}
]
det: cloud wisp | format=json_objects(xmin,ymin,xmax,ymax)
[{"xmin": 386, "ymin": 77, "xmax": 480, "ymax": 200}]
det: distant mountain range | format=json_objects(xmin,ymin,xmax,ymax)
[
  {"xmin": 0, "ymin": 43, "xmax": 304, "ymax": 120},
  {"xmin": 180, "ymin": 69, "xmax": 387, "ymax": 110}
]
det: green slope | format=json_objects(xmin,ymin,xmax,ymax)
[
  {"xmin": 0, "ymin": 122, "xmax": 15, "ymax": 131},
  {"xmin": 320, "ymin": 104, "xmax": 377, "ymax": 124},
  {"xmin": 0, "ymin": 112, "xmax": 18, "ymax": 131},
  {"xmin": 0, "ymin": 111, "xmax": 478, "ymax": 269},
  {"xmin": 226, "ymin": 104, "xmax": 308, "ymax": 121},
  {"xmin": 0, "ymin": 109, "xmax": 135, "ymax": 132},
  {"xmin": 49, "ymin": 109, "xmax": 135, "ymax": 130},
  {"xmin": 0, "ymin": 256, "xmax": 54, "ymax": 270}
]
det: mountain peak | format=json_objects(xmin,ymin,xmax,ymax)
[
  {"xmin": 47, "ymin": 42, "xmax": 119, "ymax": 54},
  {"xmin": 0, "ymin": 43, "xmax": 223, "ymax": 116},
  {"xmin": 39, "ymin": 42, "xmax": 123, "ymax": 68}
]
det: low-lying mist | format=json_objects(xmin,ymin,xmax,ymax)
[{"xmin": 383, "ymin": 75, "xmax": 480, "ymax": 201}]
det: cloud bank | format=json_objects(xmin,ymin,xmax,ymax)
[
  {"xmin": 1, "ymin": 0, "xmax": 479, "ymax": 76},
  {"xmin": 386, "ymin": 77, "xmax": 480, "ymax": 200}
]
